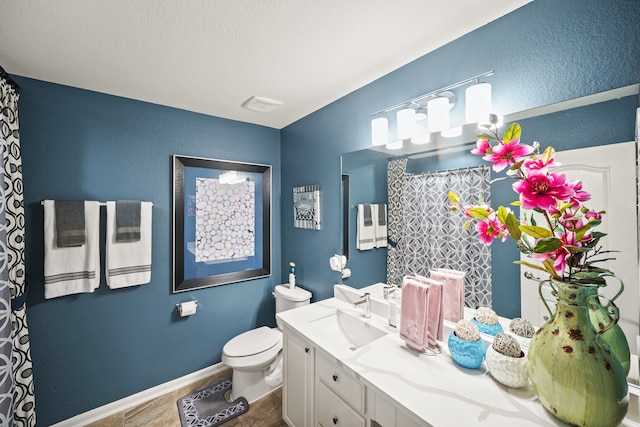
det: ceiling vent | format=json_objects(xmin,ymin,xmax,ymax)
[{"xmin": 241, "ymin": 96, "xmax": 283, "ymax": 113}]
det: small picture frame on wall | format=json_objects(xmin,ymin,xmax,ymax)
[
  {"xmin": 293, "ymin": 184, "xmax": 321, "ymax": 230},
  {"xmin": 172, "ymin": 155, "xmax": 272, "ymax": 293}
]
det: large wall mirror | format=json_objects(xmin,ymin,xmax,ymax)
[{"xmin": 340, "ymin": 86, "xmax": 640, "ymax": 377}]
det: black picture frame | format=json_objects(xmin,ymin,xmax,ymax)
[{"xmin": 172, "ymin": 155, "xmax": 271, "ymax": 293}]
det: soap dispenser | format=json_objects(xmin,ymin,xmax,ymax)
[
  {"xmin": 288, "ymin": 262, "xmax": 296, "ymax": 290},
  {"xmin": 384, "ymin": 285, "xmax": 398, "ymax": 327}
]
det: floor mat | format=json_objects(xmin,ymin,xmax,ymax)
[{"xmin": 177, "ymin": 378, "xmax": 249, "ymax": 427}]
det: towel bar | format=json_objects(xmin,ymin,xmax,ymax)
[{"xmin": 41, "ymin": 200, "xmax": 153, "ymax": 207}]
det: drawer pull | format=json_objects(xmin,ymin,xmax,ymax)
[
  {"xmin": 333, "ymin": 416, "xmax": 339, "ymax": 424},
  {"xmin": 332, "ymin": 374, "xmax": 338, "ymax": 382},
  {"xmin": 305, "ymin": 347, "xmax": 309, "ymax": 353}
]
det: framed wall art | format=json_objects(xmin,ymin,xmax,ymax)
[
  {"xmin": 172, "ymin": 155, "xmax": 271, "ymax": 292},
  {"xmin": 293, "ymin": 184, "xmax": 321, "ymax": 230}
]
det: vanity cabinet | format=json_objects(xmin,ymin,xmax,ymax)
[
  {"xmin": 282, "ymin": 326, "xmax": 315, "ymax": 427},
  {"xmin": 316, "ymin": 353, "xmax": 366, "ymax": 427},
  {"xmin": 369, "ymin": 391, "xmax": 426, "ymax": 427}
]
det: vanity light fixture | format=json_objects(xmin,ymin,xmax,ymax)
[
  {"xmin": 369, "ymin": 70, "xmax": 494, "ymax": 147},
  {"xmin": 427, "ymin": 95, "xmax": 450, "ymax": 133},
  {"xmin": 465, "ymin": 81, "xmax": 492, "ymax": 125},
  {"xmin": 396, "ymin": 107, "xmax": 417, "ymax": 140},
  {"xmin": 371, "ymin": 116, "xmax": 389, "ymax": 146},
  {"xmin": 411, "ymin": 112, "xmax": 430, "ymax": 144}
]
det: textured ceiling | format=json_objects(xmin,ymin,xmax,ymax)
[{"xmin": 0, "ymin": 0, "xmax": 530, "ymax": 129}]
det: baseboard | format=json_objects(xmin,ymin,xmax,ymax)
[{"xmin": 51, "ymin": 362, "xmax": 229, "ymax": 427}]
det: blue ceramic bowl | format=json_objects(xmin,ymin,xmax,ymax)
[
  {"xmin": 471, "ymin": 317, "xmax": 503, "ymax": 336},
  {"xmin": 447, "ymin": 332, "xmax": 486, "ymax": 369}
]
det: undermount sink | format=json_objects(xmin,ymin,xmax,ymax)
[{"xmin": 310, "ymin": 309, "xmax": 388, "ymax": 350}]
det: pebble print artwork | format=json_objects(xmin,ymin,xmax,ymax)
[{"xmin": 195, "ymin": 177, "xmax": 255, "ymax": 262}]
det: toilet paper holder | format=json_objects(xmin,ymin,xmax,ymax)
[{"xmin": 175, "ymin": 300, "xmax": 199, "ymax": 317}]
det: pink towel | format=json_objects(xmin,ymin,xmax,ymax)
[
  {"xmin": 416, "ymin": 275, "xmax": 444, "ymax": 346},
  {"xmin": 430, "ymin": 268, "xmax": 465, "ymax": 323},
  {"xmin": 400, "ymin": 276, "xmax": 444, "ymax": 351},
  {"xmin": 400, "ymin": 277, "xmax": 430, "ymax": 351}
]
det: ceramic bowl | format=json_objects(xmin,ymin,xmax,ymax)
[
  {"xmin": 471, "ymin": 317, "xmax": 503, "ymax": 336},
  {"xmin": 447, "ymin": 332, "xmax": 486, "ymax": 369},
  {"xmin": 484, "ymin": 345, "xmax": 529, "ymax": 388}
]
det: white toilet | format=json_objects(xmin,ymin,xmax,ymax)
[{"xmin": 221, "ymin": 284, "xmax": 312, "ymax": 402}]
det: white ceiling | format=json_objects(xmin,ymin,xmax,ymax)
[{"xmin": 0, "ymin": 0, "xmax": 531, "ymax": 129}]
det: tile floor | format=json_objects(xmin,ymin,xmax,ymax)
[{"xmin": 84, "ymin": 368, "xmax": 287, "ymax": 427}]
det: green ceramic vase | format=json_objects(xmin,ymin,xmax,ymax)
[
  {"xmin": 528, "ymin": 279, "xmax": 628, "ymax": 427},
  {"xmin": 585, "ymin": 279, "xmax": 630, "ymax": 375}
]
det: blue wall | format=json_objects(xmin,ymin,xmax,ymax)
[
  {"xmin": 10, "ymin": 0, "xmax": 640, "ymax": 424},
  {"xmin": 17, "ymin": 78, "xmax": 281, "ymax": 425},
  {"xmin": 281, "ymin": 0, "xmax": 640, "ymax": 314}
]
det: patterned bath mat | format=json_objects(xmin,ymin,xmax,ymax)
[{"xmin": 177, "ymin": 378, "xmax": 249, "ymax": 427}]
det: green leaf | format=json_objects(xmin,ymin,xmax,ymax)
[
  {"xmin": 533, "ymin": 237, "xmax": 563, "ymax": 253},
  {"xmin": 497, "ymin": 206, "xmax": 508, "ymax": 224},
  {"xmin": 448, "ymin": 191, "xmax": 460, "ymax": 204},
  {"xmin": 543, "ymin": 259, "xmax": 562, "ymax": 279},
  {"xmin": 541, "ymin": 146, "xmax": 555, "ymax": 164},
  {"xmin": 503, "ymin": 123, "xmax": 521, "ymax": 143},
  {"xmin": 476, "ymin": 132, "xmax": 496, "ymax": 141},
  {"xmin": 466, "ymin": 207, "xmax": 490, "ymax": 220},
  {"xmin": 514, "ymin": 260, "xmax": 547, "ymax": 272},
  {"xmin": 520, "ymin": 225, "xmax": 554, "ymax": 239},
  {"xmin": 505, "ymin": 213, "xmax": 522, "ymax": 241}
]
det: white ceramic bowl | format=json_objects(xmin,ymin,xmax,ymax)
[{"xmin": 484, "ymin": 345, "xmax": 529, "ymax": 388}]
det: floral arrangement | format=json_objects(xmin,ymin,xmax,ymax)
[{"xmin": 448, "ymin": 117, "xmax": 615, "ymax": 285}]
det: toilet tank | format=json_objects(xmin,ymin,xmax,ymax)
[{"xmin": 274, "ymin": 285, "xmax": 312, "ymax": 329}]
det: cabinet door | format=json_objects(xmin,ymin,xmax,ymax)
[
  {"xmin": 317, "ymin": 382, "xmax": 365, "ymax": 427},
  {"xmin": 283, "ymin": 328, "xmax": 315, "ymax": 427}
]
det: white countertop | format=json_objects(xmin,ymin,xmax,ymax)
[{"xmin": 277, "ymin": 289, "xmax": 640, "ymax": 427}]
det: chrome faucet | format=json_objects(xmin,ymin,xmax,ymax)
[{"xmin": 354, "ymin": 293, "xmax": 371, "ymax": 318}]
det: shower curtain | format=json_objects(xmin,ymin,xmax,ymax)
[
  {"xmin": 1, "ymin": 66, "xmax": 36, "ymax": 426},
  {"xmin": 390, "ymin": 164, "xmax": 492, "ymax": 308},
  {"xmin": 386, "ymin": 158, "xmax": 408, "ymax": 288}
]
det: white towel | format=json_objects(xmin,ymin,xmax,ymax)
[
  {"xmin": 44, "ymin": 200, "xmax": 100, "ymax": 299},
  {"xmin": 373, "ymin": 203, "xmax": 388, "ymax": 248},
  {"xmin": 106, "ymin": 201, "xmax": 152, "ymax": 289},
  {"xmin": 356, "ymin": 204, "xmax": 375, "ymax": 250}
]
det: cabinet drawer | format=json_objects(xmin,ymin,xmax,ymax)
[
  {"xmin": 317, "ymin": 354, "xmax": 364, "ymax": 411},
  {"xmin": 317, "ymin": 382, "xmax": 365, "ymax": 427}
]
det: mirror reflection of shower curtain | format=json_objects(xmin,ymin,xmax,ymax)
[
  {"xmin": 396, "ymin": 165, "xmax": 492, "ymax": 309},
  {"xmin": 386, "ymin": 158, "xmax": 408, "ymax": 289}
]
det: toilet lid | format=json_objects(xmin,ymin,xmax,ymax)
[
  {"xmin": 223, "ymin": 326, "xmax": 281, "ymax": 357},
  {"xmin": 274, "ymin": 284, "xmax": 312, "ymax": 302}
]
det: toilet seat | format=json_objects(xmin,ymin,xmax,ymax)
[{"xmin": 222, "ymin": 327, "xmax": 283, "ymax": 370}]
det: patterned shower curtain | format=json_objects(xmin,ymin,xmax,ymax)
[
  {"xmin": 386, "ymin": 158, "xmax": 407, "ymax": 287},
  {"xmin": 1, "ymin": 66, "xmax": 36, "ymax": 426},
  {"xmin": 394, "ymin": 165, "xmax": 492, "ymax": 308}
]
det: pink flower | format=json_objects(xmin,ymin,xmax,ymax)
[
  {"xmin": 474, "ymin": 213, "xmax": 507, "ymax": 245},
  {"xmin": 483, "ymin": 139, "xmax": 534, "ymax": 172},
  {"xmin": 523, "ymin": 156, "xmax": 560, "ymax": 174},
  {"xmin": 566, "ymin": 180, "xmax": 591, "ymax": 207},
  {"xmin": 585, "ymin": 210, "xmax": 602, "ymax": 221},
  {"xmin": 512, "ymin": 171, "xmax": 574, "ymax": 210},
  {"xmin": 471, "ymin": 139, "xmax": 492, "ymax": 156}
]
